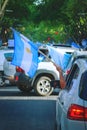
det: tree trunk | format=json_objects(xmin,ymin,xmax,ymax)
[{"xmin": 0, "ymin": 0, "xmax": 9, "ymax": 20}]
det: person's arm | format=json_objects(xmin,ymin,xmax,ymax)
[{"xmin": 54, "ymin": 65, "xmax": 66, "ymax": 89}]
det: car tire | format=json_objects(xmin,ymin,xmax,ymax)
[{"xmin": 34, "ymin": 76, "xmax": 54, "ymax": 96}]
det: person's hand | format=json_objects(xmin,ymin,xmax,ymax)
[
  {"xmin": 53, "ymin": 63, "xmax": 62, "ymax": 73},
  {"xmin": 53, "ymin": 63, "xmax": 66, "ymax": 89}
]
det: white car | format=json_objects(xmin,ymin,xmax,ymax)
[
  {"xmin": 3, "ymin": 52, "xmax": 16, "ymax": 84},
  {"xmin": 2, "ymin": 44, "xmax": 77, "ymax": 91},
  {"xmin": 0, "ymin": 40, "xmax": 15, "ymax": 86},
  {"xmin": 56, "ymin": 56, "xmax": 87, "ymax": 130},
  {"xmin": 14, "ymin": 45, "xmax": 77, "ymax": 96},
  {"xmin": 15, "ymin": 56, "xmax": 60, "ymax": 96},
  {"xmin": 0, "ymin": 46, "xmax": 13, "ymax": 71}
]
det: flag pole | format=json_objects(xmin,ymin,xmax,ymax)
[{"xmin": 38, "ymin": 49, "xmax": 55, "ymax": 65}]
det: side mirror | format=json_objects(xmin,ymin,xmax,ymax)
[{"xmin": 50, "ymin": 80, "xmax": 61, "ymax": 89}]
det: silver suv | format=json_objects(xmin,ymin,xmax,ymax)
[
  {"xmin": 55, "ymin": 56, "xmax": 87, "ymax": 130},
  {"xmin": 14, "ymin": 45, "xmax": 76, "ymax": 96},
  {"xmin": 15, "ymin": 55, "xmax": 59, "ymax": 96},
  {"xmin": 63, "ymin": 50, "xmax": 87, "ymax": 77}
]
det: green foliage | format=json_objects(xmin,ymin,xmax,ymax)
[
  {"xmin": 2, "ymin": 0, "xmax": 87, "ymax": 44},
  {"xmin": 61, "ymin": 0, "xmax": 87, "ymax": 43},
  {"xmin": 20, "ymin": 20, "xmax": 66, "ymax": 43}
]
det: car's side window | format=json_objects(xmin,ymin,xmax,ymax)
[
  {"xmin": 79, "ymin": 71, "xmax": 87, "ymax": 100},
  {"xmin": 65, "ymin": 64, "xmax": 79, "ymax": 91}
]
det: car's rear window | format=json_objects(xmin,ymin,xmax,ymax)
[
  {"xmin": 79, "ymin": 71, "xmax": 87, "ymax": 100},
  {"xmin": 65, "ymin": 64, "xmax": 79, "ymax": 90}
]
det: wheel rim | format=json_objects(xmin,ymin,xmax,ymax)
[{"xmin": 37, "ymin": 77, "xmax": 51, "ymax": 95}]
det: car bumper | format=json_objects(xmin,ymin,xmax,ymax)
[
  {"xmin": 14, "ymin": 72, "xmax": 32, "ymax": 87},
  {"xmin": 4, "ymin": 75, "xmax": 14, "ymax": 81},
  {"xmin": 0, "ymin": 74, "xmax": 15, "ymax": 85}
]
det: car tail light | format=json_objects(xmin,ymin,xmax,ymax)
[
  {"xmin": 16, "ymin": 66, "xmax": 24, "ymax": 73},
  {"xmin": 67, "ymin": 104, "xmax": 87, "ymax": 121},
  {"xmin": 15, "ymin": 76, "xmax": 19, "ymax": 81}
]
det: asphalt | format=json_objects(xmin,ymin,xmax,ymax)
[{"xmin": 0, "ymin": 86, "xmax": 58, "ymax": 130}]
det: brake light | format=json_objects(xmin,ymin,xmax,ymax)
[
  {"xmin": 16, "ymin": 66, "xmax": 24, "ymax": 73},
  {"xmin": 15, "ymin": 76, "xmax": 19, "ymax": 81},
  {"xmin": 67, "ymin": 104, "xmax": 87, "ymax": 121}
]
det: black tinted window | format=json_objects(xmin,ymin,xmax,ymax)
[{"xmin": 79, "ymin": 71, "xmax": 87, "ymax": 100}]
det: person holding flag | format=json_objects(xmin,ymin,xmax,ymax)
[{"xmin": 54, "ymin": 64, "xmax": 66, "ymax": 89}]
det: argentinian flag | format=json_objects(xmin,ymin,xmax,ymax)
[
  {"xmin": 47, "ymin": 45, "xmax": 64, "ymax": 67},
  {"xmin": 12, "ymin": 29, "xmax": 38, "ymax": 78}
]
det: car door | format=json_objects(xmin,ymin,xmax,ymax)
[
  {"xmin": 58, "ymin": 63, "xmax": 80, "ymax": 116},
  {"xmin": 79, "ymin": 70, "xmax": 87, "ymax": 129}
]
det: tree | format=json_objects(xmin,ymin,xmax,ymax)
[
  {"xmin": 0, "ymin": 0, "xmax": 9, "ymax": 20},
  {"xmin": 2, "ymin": 0, "xmax": 87, "ymax": 43},
  {"xmin": 61, "ymin": 0, "xmax": 87, "ymax": 44}
]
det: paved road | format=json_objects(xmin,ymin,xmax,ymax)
[{"xmin": 0, "ymin": 86, "xmax": 58, "ymax": 130}]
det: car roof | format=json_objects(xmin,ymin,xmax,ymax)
[
  {"xmin": 51, "ymin": 44, "xmax": 71, "ymax": 48},
  {"xmin": 71, "ymin": 50, "xmax": 87, "ymax": 61},
  {"xmin": 72, "ymin": 50, "xmax": 87, "ymax": 56},
  {"xmin": 54, "ymin": 45, "xmax": 79, "ymax": 55},
  {"xmin": 74, "ymin": 56, "xmax": 87, "ymax": 68},
  {"xmin": 63, "ymin": 50, "xmax": 87, "ymax": 72}
]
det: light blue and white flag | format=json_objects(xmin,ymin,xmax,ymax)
[
  {"xmin": 47, "ymin": 45, "xmax": 72, "ymax": 70},
  {"xmin": 47, "ymin": 45, "xmax": 64, "ymax": 67},
  {"xmin": 12, "ymin": 29, "xmax": 38, "ymax": 78}
]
